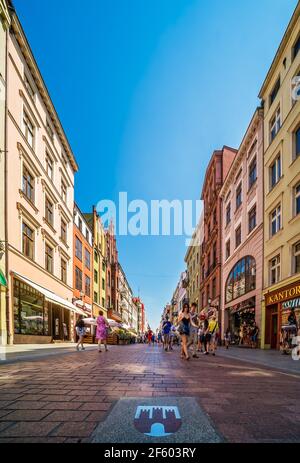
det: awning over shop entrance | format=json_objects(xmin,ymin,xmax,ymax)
[
  {"xmin": 0, "ymin": 269, "xmax": 7, "ymax": 287},
  {"xmin": 12, "ymin": 272, "xmax": 85, "ymax": 315}
]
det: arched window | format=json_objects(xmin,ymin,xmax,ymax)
[{"xmin": 225, "ymin": 256, "xmax": 256, "ymax": 303}]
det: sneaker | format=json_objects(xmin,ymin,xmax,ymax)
[
  {"xmin": 192, "ymin": 354, "xmax": 199, "ymax": 358},
  {"xmin": 204, "ymin": 351, "xmax": 209, "ymax": 355}
]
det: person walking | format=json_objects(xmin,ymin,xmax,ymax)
[
  {"xmin": 147, "ymin": 329, "xmax": 153, "ymax": 346},
  {"xmin": 207, "ymin": 314, "xmax": 219, "ymax": 356},
  {"xmin": 178, "ymin": 303, "xmax": 198, "ymax": 360},
  {"xmin": 162, "ymin": 315, "xmax": 172, "ymax": 351},
  {"xmin": 203, "ymin": 316, "xmax": 209, "ymax": 355},
  {"xmin": 251, "ymin": 323, "xmax": 259, "ymax": 349},
  {"xmin": 75, "ymin": 315, "xmax": 86, "ymax": 351},
  {"xmin": 198, "ymin": 323, "xmax": 204, "ymax": 352},
  {"xmin": 96, "ymin": 310, "xmax": 109, "ymax": 352},
  {"xmin": 224, "ymin": 328, "xmax": 231, "ymax": 349},
  {"xmin": 187, "ymin": 302, "xmax": 199, "ymax": 358}
]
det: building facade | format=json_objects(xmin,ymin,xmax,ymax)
[
  {"xmin": 105, "ymin": 223, "xmax": 121, "ymax": 322},
  {"xmin": 5, "ymin": 7, "xmax": 80, "ymax": 344},
  {"xmin": 220, "ymin": 109, "xmax": 264, "ymax": 343},
  {"xmin": 73, "ymin": 204, "xmax": 93, "ymax": 316},
  {"xmin": 84, "ymin": 206, "xmax": 107, "ymax": 318},
  {"xmin": 184, "ymin": 211, "xmax": 203, "ymax": 308},
  {"xmin": 0, "ymin": 0, "xmax": 10, "ymax": 345},
  {"xmin": 200, "ymin": 147, "xmax": 237, "ymax": 327},
  {"xmin": 260, "ymin": 4, "xmax": 300, "ymax": 349},
  {"xmin": 119, "ymin": 263, "xmax": 133, "ymax": 326}
]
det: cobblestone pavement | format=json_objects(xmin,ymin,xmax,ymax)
[{"xmin": 0, "ymin": 344, "xmax": 299, "ymax": 443}]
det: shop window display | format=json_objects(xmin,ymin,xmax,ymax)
[
  {"xmin": 225, "ymin": 256, "xmax": 256, "ymax": 304},
  {"xmin": 13, "ymin": 279, "xmax": 49, "ymax": 336}
]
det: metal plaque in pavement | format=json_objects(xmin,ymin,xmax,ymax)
[{"xmin": 91, "ymin": 397, "xmax": 223, "ymax": 443}]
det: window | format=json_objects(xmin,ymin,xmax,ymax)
[
  {"xmin": 269, "ymin": 255, "xmax": 280, "ymax": 285},
  {"xmin": 23, "ymin": 111, "xmax": 35, "ymax": 148},
  {"xmin": 94, "ymin": 269, "xmax": 98, "ymax": 283},
  {"xmin": 270, "ymin": 205, "xmax": 281, "ymax": 237},
  {"xmin": 295, "ymin": 126, "xmax": 300, "ymax": 160},
  {"xmin": 293, "ymin": 242, "xmax": 300, "ymax": 274},
  {"xmin": 94, "ymin": 251, "xmax": 98, "ymax": 263},
  {"xmin": 225, "ymin": 256, "xmax": 256, "ymax": 303},
  {"xmin": 13, "ymin": 279, "xmax": 48, "ymax": 336},
  {"xmin": 212, "ymin": 243, "xmax": 217, "ymax": 267},
  {"xmin": 102, "ymin": 297, "xmax": 105, "ymax": 308},
  {"xmin": 248, "ymin": 205, "xmax": 257, "ymax": 233},
  {"xmin": 269, "ymin": 77, "xmax": 280, "ymax": 106},
  {"xmin": 45, "ymin": 244, "xmax": 53, "ymax": 273},
  {"xmin": 75, "ymin": 267, "xmax": 82, "ymax": 291},
  {"xmin": 107, "ymin": 296, "xmax": 111, "ymax": 309},
  {"xmin": 226, "ymin": 203, "xmax": 231, "ymax": 226},
  {"xmin": 61, "ymin": 258, "xmax": 67, "ymax": 284},
  {"xmin": 293, "ymin": 34, "xmax": 300, "ymax": 61},
  {"xmin": 248, "ymin": 157, "xmax": 257, "ymax": 189},
  {"xmin": 108, "ymin": 271, "xmax": 111, "ymax": 287},
  {"xmin": 45, "ymin": 197, "xmax": 54, "ymax": 225},
  {"xmin": 102, "ymin": 261, "xmax": 106, "ymax": 272},
  {"xmin": 46, "ymin": 154, "xmax": 54, "ymax": 180},
  {"xmin": 86, "ymin": 229, "xmax": 89, "ymax": 242},
  {"xmin": 236, "ymin": 183, "xmax": 242, "ymax": 210},
  {"xmin": 24, "ymin": 75, "xmax": 35, "ymax": 99},
  {"xmin": 78, "ymin": 218, "xmax": 82, "ymax": 233},
  {"xmin": 270, "ymin": 154, "xmax": 281, "ymax": 189},
  {"xmin": 85, "ymin": 275, "xmax": 91, "ymax": 297},
  {"xmin": 61, "ymin": 180, "xmax": 67, "ymax": 203},
  {"xmin": 75, "ymin": 237, "xmax": 82, "ymax": 261},
  {"xmin": 46, "ymin": 120, "xmax": 54, "ymax": 142},
  {"xmin": 212, "ymin": 278, "xmax": 216, "ymax": 299},
  {"xmin": 85, "ymin": 249, "xmax": 91, "ymax": 270},
  {"xmin": 270, "ymin": 107, "xmax": 281, "ymax": 142},
  {"xmin": 22, "ymin": 222, "xmax": 34, "ymax": 260},
  {"xmin": 102, "ymin": 278, "xmax": 105, "ymax": 290},
  {"xmin": 22, "ymin": 166, "xmax": 34, "ymax": 203},
  {"xmin": 225, "ymin": 240, "xmax": 230, "ymax": 260},
  {"xmin": 294, "ymin": 182, "xmax": 300, "ymax": 216},
  {"xmin": 61, "ymin": 219, "xmax": 67, "ymax": 243},
  {"xmin": 235, "ymin": 225, "xmax": 242, "ymax": 248},
  {"xmin": 94, "ymin": 292, "xmax": 98, "ymax": 304}
]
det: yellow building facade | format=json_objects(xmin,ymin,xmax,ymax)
[
  {"xmin": 0, "ymin": 0, "xmax": 10, "ymax": 345},
  {"xmin": 260, "ymin": 4, "xmax": 300, "ymax": 349},
  {"xmin": 85, "ymin": 207, "xmax": 107, "ymax": 317}
]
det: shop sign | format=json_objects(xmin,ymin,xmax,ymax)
[
  {"xmin": 265, "ymin": 283, "xmax": 300, "ymax": 306},
  {"xmin": 282, "ymin": 298, "xmax": 300, "ymax": 309}
]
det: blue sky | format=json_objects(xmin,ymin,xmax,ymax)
[{"xmin": 14, "ymin": 0, "xmax": 298, "ymax": 329}]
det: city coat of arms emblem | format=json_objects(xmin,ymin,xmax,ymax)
[{"xmin": 134, "ymin": 405, "xmax": 182, "ymax": 437}]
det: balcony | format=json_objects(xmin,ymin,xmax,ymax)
[{"xmin": 108, "ymin": 309, "xmax": 122, "ymax": 323}]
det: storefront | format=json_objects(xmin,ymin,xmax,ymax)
[
  {"xmin": 227, "ymin": 297, "xmax": 256, "ymax": 345},
  {"xmin": 12, "ymin": 273, "xmax": 84, "ymax": 344},
  {"xmin": 264, "ymin": 280, "xmax": 300, "ymax": 350}
]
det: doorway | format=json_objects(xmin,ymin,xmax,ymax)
[
  {"xmin": 52, "ymin": 305, "xmax": 62, "ymax": 340},
  {"xmin": 271, "ymin": 313, "xmax": 278, "ymax": 349}
]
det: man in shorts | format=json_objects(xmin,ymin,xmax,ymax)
[
  {"xmin": 162, "ymin": 316, "xmax": 172, "ymax": 351},
  {"xmin": 207, "ymin": 314, "xmax": 219, "ymax": 356}
]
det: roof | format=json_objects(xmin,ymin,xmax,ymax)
[{"xmin": 258, "ymin": 2, "xmax": 300, "ymax": 98}]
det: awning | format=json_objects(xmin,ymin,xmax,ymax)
[
  {"xmin": 0, "ymin": 269, "xmax": 7, "ymax": 287},
  {"xmin": 12, "ymin": 272, "xmax": 85, "ymax": 315}
]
